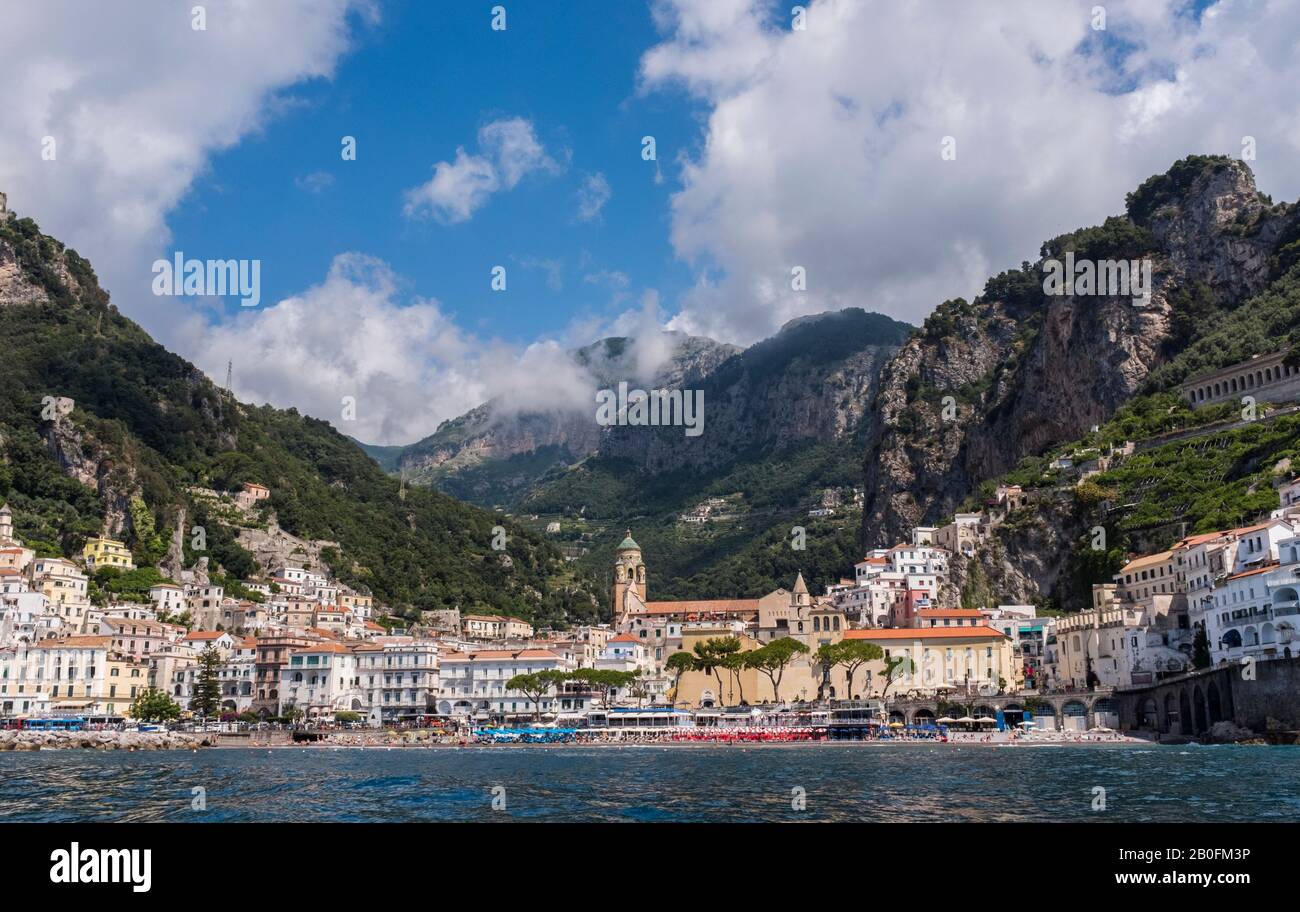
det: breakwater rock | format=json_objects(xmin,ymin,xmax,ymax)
[{"xmin": 0, "ymin": 730, "xmax": 212, "ymax": 751}]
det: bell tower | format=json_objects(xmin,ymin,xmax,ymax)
[{"xmin": 611, "ymin": 530, "xmax": 646, "ymax": 622}]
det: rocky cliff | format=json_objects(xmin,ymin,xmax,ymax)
[{"xmin": 862, "ymin": 156, "xmax": 1299, "ymax": 548}]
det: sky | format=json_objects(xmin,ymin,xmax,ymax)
[{"xmin": 1, "ymin": 0, "xmax": 1298, "ymax": 445}]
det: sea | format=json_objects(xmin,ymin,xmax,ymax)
[{"xmin": 0, "ymin": 743, "xmax": 1295, "ymax": 822}]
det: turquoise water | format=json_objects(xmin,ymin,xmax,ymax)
[{"xmin": 0, "ymin": 743, "xmax": 1295, "ymax": 822}]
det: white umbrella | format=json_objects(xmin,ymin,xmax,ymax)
[
  {"xmin": 936, "ymin": 716, "xmax": 956, "ymax": 724},
  {"xmin": 955, "ymin": 716, "xmax": 977, "ymax": 723}
]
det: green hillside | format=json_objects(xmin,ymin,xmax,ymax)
[{"xmin": 0, "ymin": 213, "xmax": 602, "ymax": 627}]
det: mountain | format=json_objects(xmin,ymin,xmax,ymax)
[
  {"xmin": 391, "ymin": 332, "xmax": 739, "ymax": 508},
  {"xmin": 860, "ymin": 155, "xmax": 1300, "ymax": 609},
  {"xmin": 0, "ymin": 208, "xmax": 603, "ymax": 627},
  {"xmin": 374, "ymin": 308, "xmax": 912, "ymax": 601}
]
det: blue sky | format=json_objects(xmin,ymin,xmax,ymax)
[
  {"xmin": 4, "ymin": 0, "xmax": 1298, "ymax": 445},
  {"xmin": 167, "ymin": 0, "xmax": 700, "ymax": 346}
]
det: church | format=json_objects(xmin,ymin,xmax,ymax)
[{"xmin": 609, "ymin": 531, "xmax": 871, "ymax": 705}]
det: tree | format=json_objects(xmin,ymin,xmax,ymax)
[
  {"xmin": 189, "ymin": 645, "xmax": 223, "ymax": 719},
  {"xmin": 877, "ymin": 655, "xmax": 913, "ymax": 701},
  {"xmin": 628, "ymin": 669, "xmax": 652, "ymax": 707},
  {"xmin": 692, "ymin": 637, "xmax": 739, "ymax": 706},
  {"xmin": 748, "ymin": 637, "xmax": 809, "ymax": 702},
  {"xmin": 507, "ymin": 669, "xmax": 568, "ymax": 721},
  {"xmin": 665, "ymin": 651, "xmax": 696, "ymax": 707},
  {"xmin": 1192, "ymin": 627, "xmax": 1212, "ymax": 669},
  {"xmin": 722, "ymin": 652, "xmax": 749, "ymax": 705},
  {"xmin": 565, "ymin": 668, "xmax": 635, "ymax": 709},
  {"xmin": 130, "ymin": 687, "xmax": 181, "ymax": 723},
  {"xmin": 816, "ymin": 640, "xmax": 883, "ymax": 700}
]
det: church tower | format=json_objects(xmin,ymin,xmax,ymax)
[
  {"xmin": 611, "ymin": 530, "xmax": 646, "ymax": 622},
  {"xmin": 0, "ymin": 504, "xmax": 13, "ymax": 544}
]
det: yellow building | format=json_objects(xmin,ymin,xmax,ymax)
[
  {"xmin": 842, "ymin": 627, "xmax": 1017, "ymax": 695},
  {"xmin": 83, "ymin": 536, "xmax": 136, "ymax": 571},
  {"xmin": 671, "ymin": 627, "xmax": 870, "ymax": 707}
]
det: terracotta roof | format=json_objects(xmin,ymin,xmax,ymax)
[
  {"xmin": 184, "ymin": 631, "xmax": 228, "ymax": 641},
  {"xmin": 34, "ymin": 635, "xmax": 112, "ymax": 649},
  {"xmin": 844, "ymin": 626, "xmax": 1010, "ymax": 641},
  {"xmin": 1226, "ymin": 564, "xmax": 1279, "ymax": 581},
  {"xmin": 1120, "ymin": 550, "xmax": 1174, "ymax": 573},
  {"xmin": 641, "ymin": 599, "xmax": 760, "ymax": 616},
  {"xmin": 296, "ymin": 641, "xmax": 354, "ymax": 655},
  {"xmin": 442, "ymin": 649, "xmax": 562, "ymax": 661},
  {"xmin": 608, "ymin": 633, "xmax": 640, "ymax": 643}
]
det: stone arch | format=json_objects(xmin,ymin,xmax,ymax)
[
  {"xmin": 912, "ymin": 708, "xmax": 936, "ymax": 726},
  {"xmin": 1243, "ymin": 626, "xmax": 1259, "ymax": 647},
  {"xmin": 1164, "ymin": 692, "xmax": 1178, "ymax": 733},
  {"xmin": 1179, "ymin": 690, "xmax": 1193, "ymax": 736},
  {"xmin": 1261, "ymin": 622, "xmax": 1276, "ymax": 645},
  {"xmin": 1062, "ymin": 700, "xmax": 1088, "ymax": 732},
  {"xmin": 1206, "ymin": 681, "xmax": 1223, "ymax": 725},
  {"xmin": 1092, "ymin": 697, "xmax": 1120, "ymax": 729},
  {"xmin": 1138, "ymin": 697, "xmax": 1159, "ymax": 729},
  {"xmin": 1031, "ymin": 703, "xmax": 1057, "ymax": 731},
  {"xmin": 1193, "ymin": 686, "xmax": 1208, "ymax": 734}
]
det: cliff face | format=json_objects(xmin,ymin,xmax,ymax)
[
  {"xmin": 394, "ymin": 332, "xmax": 739, "ymax": 505},
  {"xmin": 862, "ymin": 157, "xmax": 1298, "ymax": 548},
  {"xmin": 598, "ymin": 309, "xmax": 911, "ymax": 474},
  {"xmin": 396, "ymin": 309, "xmax": 912, "ymax": 506}
]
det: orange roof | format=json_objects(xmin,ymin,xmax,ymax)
[
  {"xmin": 184, "ymin": 630, "xmax": 228, "ymax": 640},
  {"xmin": 296, "ymin": 641, "xmax": 354, "ymax": 655},
  {"xmin": 34, "ymin": 635, "xmax": 112, "ymax": 649},
  {"xmin": 1226, "ymin": 564, "xmax": 1279, "ymax": 581},
  {"xmin": 442, "ymin": 649, "xmax": 562, "ymax": 661},
  {"xmin": 641, "ymin": 599, "xmax": 760, "ymax": 616},
  {"xmin": 608, "ymin": 633, "xmax": 639, "ymax": 643},
  {"xmin": 844, "ymin": 626, "xmax": 1010, "ymax": 641}
]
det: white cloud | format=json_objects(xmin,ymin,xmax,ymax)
[
  {"xmin": 641, "ymin": 0, "xmax": 1300, "ymax": 344},
  {"xmin": 575, "ymin": 172, "xmax": 612, "ymax": 222},
  {"xmin": 294, "ymin": 171, "xmax": 336, "ymax": 194},
  {"xmin": 403, "ymin": 117, "xmax": 557, "ymax": 223},
  {"xmin": 185, "ymin": 253, "xmax": 607, "ymax": 444},
  {"xmin": 0, "ymin": 0, "xmax": 369, "ymax": 350}
]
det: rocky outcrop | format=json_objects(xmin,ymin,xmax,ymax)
[
  {"xmin": 395, "ymin": 332, "xmax": 740, "ymax": 504},
  {"xmin": 862, "ymin": 158, "xmax": 1300, "ymax": 551},
  {"xmin": 41, "ymin": 408, "xmax": 136, "ymax": 537},
  {"xmin": 598, "ymin": 311, "xmax": 909, "ymax": 475},
  {"xmin": 0, "ymin": 730, "xmax": 212, "ymax": 751}
]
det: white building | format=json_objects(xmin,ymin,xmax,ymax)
[{"xmin": 435, "ymin": 648, "xmax": 571, "ymax": 719}]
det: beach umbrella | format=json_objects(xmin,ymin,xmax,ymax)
[
  {"xmin": 975, "ymin": 716, "xmax": 997, "ymax": 724},
  {"xmin": 888, "ymin": 721, "xmax": 904, "ymax": 728},
  {"xmin": 936, "ymin": 716, "xmax": 956, "ymax": 724},
  {"xmin": 955, "ymin": 716, "xmax": 976, "ymax": 723}
]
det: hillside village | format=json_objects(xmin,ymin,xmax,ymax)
[{"xmin": 2, "ymin": 460, "xmax": 1297, "ymax": 730}]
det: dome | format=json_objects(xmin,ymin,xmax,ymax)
[{"xmin": 616, "ymin": 530, "xmax": 641, "ymax": 552}]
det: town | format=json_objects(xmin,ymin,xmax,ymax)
[{"xmin": 2, "ymin": 471, "xmax": 1297, "ymax": 746}]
